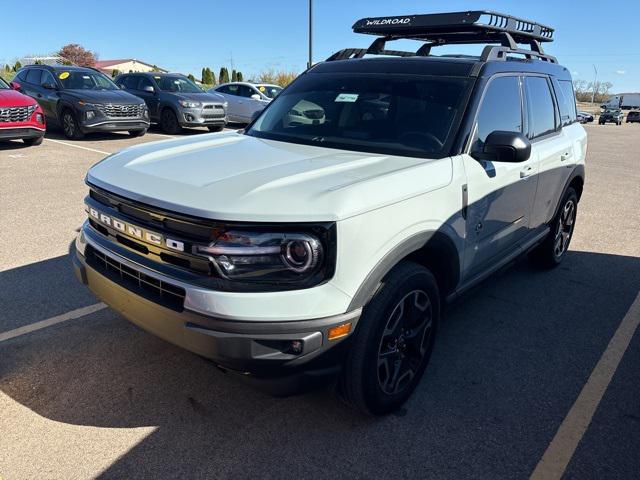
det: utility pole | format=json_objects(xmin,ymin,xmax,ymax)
[
  {"xmin": 307, "ymin": 0, "xmax": 313, "ymax": 69},
  {"xmin": 591, "ymin": 64, "xmax": 598, "ymax": 104}
]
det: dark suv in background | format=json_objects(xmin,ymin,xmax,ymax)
[
  {"xmin": 13, "ymin": 65, "xmax": 149, "ymax": 139},
  {"xmin": 115, "ymin": 73, "xmax": 227, "ymax": 134}
]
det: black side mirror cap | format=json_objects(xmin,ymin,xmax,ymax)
[
  {"xmin": 42, "ymin": 82, "xmax": 57, "ymax": 90},
  {"xmin": 471, "ymin": 130, "xmax": 531, "ymax": 163}
]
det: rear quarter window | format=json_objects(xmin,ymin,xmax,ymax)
[
  {"xmin": 555, "ymin": 80, "xmax": 577, "ymax": 126},
  {"xmin": 525, "ymin": 76, "xmax": 557, "ymax": 139}
]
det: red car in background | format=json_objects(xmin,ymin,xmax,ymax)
[{"xmin": 0, "ymin": 76, "xmax": 45, "ymax": 146}]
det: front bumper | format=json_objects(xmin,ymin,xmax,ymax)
[
  {"xmin": 80, "ymin": 118, "xmax": 150, "ymax": 133},
  {"xmin": 73, "ymin": 227, "xmax": 359, "ymax": 392},
  {"xmin": 0, "ymin": 125, "xmax": 45, "ymax": 140},
  {"xmin": 179, "ymin": 107, "xmax": 226, "ymax": 127}
]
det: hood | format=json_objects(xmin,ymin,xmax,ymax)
[
  {"xmin": 0, "ymin": 89, "xmax": 37, "ymax": 107},
  {"xmin": 63, "ymin": 89, "xmax": 143, "ymax": 104},
  {"xmin": 87, "ymin": 132, "xmax": 452, "ymax": 222},
  {"xmin": 174, "ymin": 92, "xmax": 225, "ymax": 104}
]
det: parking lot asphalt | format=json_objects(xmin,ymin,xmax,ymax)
[{"xmin": 1, "ymin": 123, "xmax": 639, "ymax": 479}]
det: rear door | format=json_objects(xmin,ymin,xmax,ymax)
[
  {"xmin": 462, "ymin": 75, "xmax": 539, "ymax": 277},
  {"xmin": 20, "ymin": 69, "xmax": 43, "ymax": 101},
  {"xmin": 37, "ymin": 69, "xmax": 59, "ymax": 122},
  {"xmin": 135, "ymin": 76, "xmax": 160, "ymax": 120},
  {"xmin": 526, "ymin": 76, "xmax": 577, "ymax": 229}
]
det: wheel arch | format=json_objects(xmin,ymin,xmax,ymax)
[{"xmin": 348, "ymin": 230, "xmax": 461, "ymax": 311}]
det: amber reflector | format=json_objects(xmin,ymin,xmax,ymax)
[{"xmin": 328, "ymin": 322, "xmax": 351, "ymax": 341}]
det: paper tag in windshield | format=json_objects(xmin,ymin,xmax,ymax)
[
  {"xmin": 59, "ymin": 72, "xmax": 69, "ymax": 80},
  {"xmin": 335, "ymin": 93, "xmax": 358, "ymax": 103}
]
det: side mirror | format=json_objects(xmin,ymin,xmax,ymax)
[
  {"xmin": 472, "ymin": 131, "xmax": 531, "ymax": 163},
  {"xmin": 250, "ymin": 93, "xmax": 261, "ymax": 101},
  {"xmin": 143, "ymin": 85, "xmax": 155, "ymax": 93},
  {"xmin": 10, "ymin": 81, "xmax": 21, "ymax": 91},
  {"xmin": 42, "ymin": 82, "xmax": 56, "ymax": 90}
]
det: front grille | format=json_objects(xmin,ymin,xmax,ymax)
[
  {"xmin": 203, "ymin": 104, "xmax": 224, "ymax": 110},
  {"xmin": 202, "ymin": 112, "xmax": 225, "ymax": 119},
  {"xmin": 0, "ymin": 105, "xmax": 36, "ymax": 123},
  {"xmin": 97, "ymin": 103, "xmax": 145, "ymax": 118},
  {"xmin": 86, "ymin": 245, "xmax": 186, "ymax": 312}
]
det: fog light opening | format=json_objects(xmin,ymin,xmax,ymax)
[{"xmin": 289, "ymin": 340, "xmax": 304, "ymax": 355}]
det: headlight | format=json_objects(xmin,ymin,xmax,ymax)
[
  {"xmin": 179, "ymin": 100, "xmax": 201, "ymax": 108},
  {"xmin": 78, "ymin": 101, "xmax": 102, "ymax": 108},
  {"xmin": 194, "ymin": 228, "xmax": 334, "ymax": 288}
]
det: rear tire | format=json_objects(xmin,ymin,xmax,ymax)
[
  {"xmin": 160, "ymin": 109, "xmax": 181, "ymax": 134},
  {"xmin": 340, "ymin": 261, "xmax": 440, "ymax": 415},
  {"xmin": 23, "ymin": 136, "xmax": 43, "ymax": 146},
  {"xmin": 61, "ymin": 109, "xmax": 84, "ymax": 139},
  {"xmin": 529, "ymin": 187, "xmax": 578, "ymax": 269},
  {"xmin": 128, "ymin": 129, "xmax": 147, "ymax": 137}
]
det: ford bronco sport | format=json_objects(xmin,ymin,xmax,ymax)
[{"xmin": 73, "ymin": 11, "xmax": 587, "ymax": 415}]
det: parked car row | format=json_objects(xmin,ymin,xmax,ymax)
[{"xmin": 2, "ymin": 64, "xmax": 285, "ymax": 145}]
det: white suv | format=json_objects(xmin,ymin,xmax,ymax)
[{"xmin": 73, "ymin": 11, "xmax": 587, "ymax": 414}]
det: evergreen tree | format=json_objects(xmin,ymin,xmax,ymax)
[
  {"xmin": 231, "ymin": 69, "xmax": 237, "ymax": 82},
  {"xmin": 187, "ymin": 73, "xmax": 196, "ymax": 82},
  {"xmin": 12, "ymin": 61, "xmax": 22, "ymax": 72},
  {"xmin": 237, "ymin": 71, "xmax": 243, "ymax": 82},
  {"xmin": 201, "ymin": 67, "xmax": 207, "ymax": 83}
]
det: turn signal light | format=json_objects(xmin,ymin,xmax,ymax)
[{"xmin": 328, "ymin": 322, "xmax": 351, "ymax": 341}]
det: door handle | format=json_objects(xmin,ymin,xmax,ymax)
[
  {"xmin": 520, "ymin": 165, "xmax": 534, "ymax": 178},
  {"xmin": 560, "ymin": 152, "xmax": 573, "ymax": 161}
]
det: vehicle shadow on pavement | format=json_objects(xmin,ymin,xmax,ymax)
[
  {"xmin": 0, "ymin": 140, "xmax": 33, "ymax": 151},
  {"xmin": 1, "ymin": 249, "xmax": 638, "ymax": 478}
]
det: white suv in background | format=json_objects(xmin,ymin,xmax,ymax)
[{"xmin": 73, "ymin": 11, "xmax": 587, "ymax": 414}]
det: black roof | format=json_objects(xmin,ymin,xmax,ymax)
[{"xmin": 314, "ymin": 55, "xmax": 571, "ymax": 81}]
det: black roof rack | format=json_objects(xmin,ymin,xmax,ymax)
[{"xmin": 327, "ymin": 11, "xmax": 557, "ymax": 64}]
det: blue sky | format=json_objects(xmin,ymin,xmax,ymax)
[{"xmin": 1, "ymin": 0, "xmax": 638, "ymax": 92}]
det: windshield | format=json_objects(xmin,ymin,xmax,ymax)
[
  {"xmin": 157, "ymin": 76, "xmax": 202, "ymax": 93},
  {"xmin": 0, "ymin": 77, "xmax": 9, "ymax": 89},
  {"xmin": 256, "ymin": 84, "xmax": 283, "ymax": 99},
  {"xmin": 58, "ymin": 70, "xmax": 118, "ymax": 90},
  {"xmin": 247, "ymin": 73, "xmax": 471, "ymax": 158}
]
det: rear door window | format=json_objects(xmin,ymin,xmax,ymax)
[
  {"xmin": 26, "ymin": 69, "xmax": 42, "ymax": 85},
  {"xmin": 525, "ymin": 76, "xmax": 557, "ymax": 139},
  {"xmin": 473, "ymin": 76, "xmax": 522, "ymax": 151},
  {"xmin": 123, "ymin": 75, "xmax": 139, "ymax": 90}
]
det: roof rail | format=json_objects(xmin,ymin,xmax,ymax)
[{"xmin": 327, "ymin": 11, "xmax": 557, "ymax": 64}]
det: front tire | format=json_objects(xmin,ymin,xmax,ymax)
[
  {"xmin": 340, "ymin": 261, "xmax": 440, "ymax": 415},
  {"xmin": 23, "ymin": 136, "xmax": 43, "ymax": 146},
  {"xmin": 61, "ymin": 110, "xmax": 84, "ymax": 139},
  {"xmin": 529, "ymin": 187, "xmax": 578, "ymax": 269},
  {"xmin": 160, "ymin": 109, "xmax": 181, "ymax": 134},
  {"xmin": 128, "ymin": 129, "xmax": 147, "ymax": 137},
  {"xmin": 207, "ymin": 125, "xmax": 224, "ymax": 132}
]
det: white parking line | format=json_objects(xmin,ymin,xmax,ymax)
[
  {"xmin": 44, "ymin": 138, "xmax": 111, "ymax": 155},
  {"xmin": 147, "ymin": 132, "xmax": 175, "ymax": 138},
  {"xmin": 0, "ymin": 303, "xmax": 107, "ymax": 343},
  {"xmin": 531, "ymin": 291, "xmax": 640, "ymax": 480}
]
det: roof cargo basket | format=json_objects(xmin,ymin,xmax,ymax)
[{"xmin": 327, "ymin": 11, "xmax": 557, "ymax": 64}]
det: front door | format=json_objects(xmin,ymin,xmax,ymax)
[{"xmin": 462, "ymin": 75, "xmax": 539, "ymax": 278}]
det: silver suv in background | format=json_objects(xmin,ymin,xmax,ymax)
[
  {"xmin": 211, "ymin": 82, "xmax": 282, "ymax": 123},
  {"xmin": 116, "ymin": 73, "xmax": 227, "ymax": 133}
]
